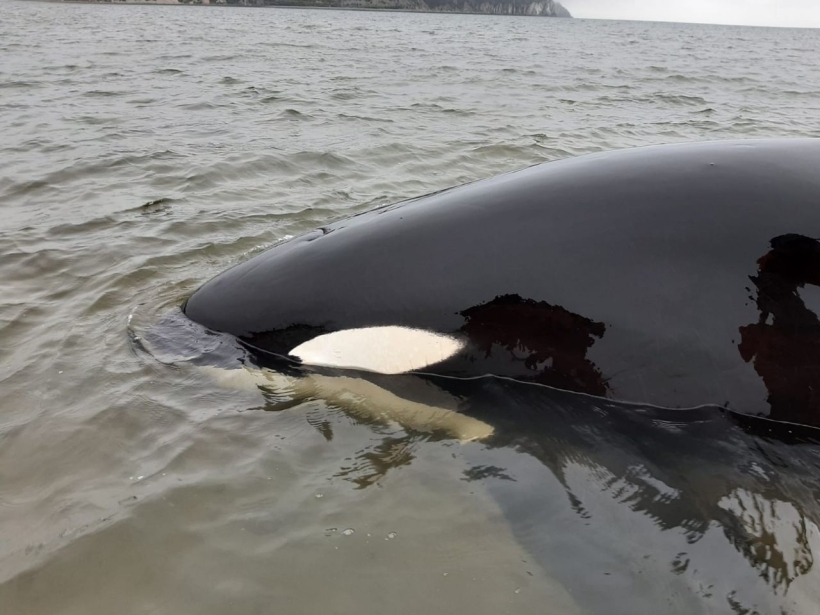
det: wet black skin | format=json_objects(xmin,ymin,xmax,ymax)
[{"xmin": 183, "ymin": 139, "xmax": 820, "ymax": 428}]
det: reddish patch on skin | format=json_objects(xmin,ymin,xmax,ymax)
[
  {"xmin": 739, "ymin": 234, "xmax": 820, "ymax": 427},
  {"xmin": 460, "ymin": 294, "xmax": 609, "ymax": 397}
]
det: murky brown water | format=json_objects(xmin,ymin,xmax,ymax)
[{"xmin": 3, "ymin": 2, "xmax": 820, "ymax": 613}]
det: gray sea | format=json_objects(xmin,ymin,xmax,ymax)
[{"xmin": 4, "ymin": 2, "xmax": 820, "ymax": 613}]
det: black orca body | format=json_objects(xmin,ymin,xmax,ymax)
[{"xmin": 183, "ymin": 139, "xmax": 820, "ymax": 429}]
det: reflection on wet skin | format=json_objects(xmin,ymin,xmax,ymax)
[
  {"xmin": 459, "ymin": 294, "xmax": 609, "ymax": 396},
  {"xmin": 468, "ymin": 382, "xmax": 820, "ymax": 596},
  {"xmin": 739, "ymin": 234, "xmax": 820, "ymax": 428}
]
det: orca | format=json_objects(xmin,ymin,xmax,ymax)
[
  {"xmin": 181, "ymin": 139, "xmax": 820, "ymax": 430},
  {"xmin": 159, "ymin": 139, "xmax": 820, "ymax": 611}
]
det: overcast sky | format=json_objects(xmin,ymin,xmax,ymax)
[{"xmin": 562, "ymin": 0, "xmax": 820, "ymax": 28}]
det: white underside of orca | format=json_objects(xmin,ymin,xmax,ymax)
[
  {"xmin": 288, "ymin": 326, "xmax": 465, "ymax": 375},
  {"xmin": 199, "ymin": 365, "xmax": 494, "ymax": 442},
  {"xmin": 140, "ymin": 316, "xmax": 491, "ymax": 442}
]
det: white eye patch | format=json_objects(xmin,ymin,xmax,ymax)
[{"xmin": 289, "ymin": 326, "xmax": 465, "ymax": 375}]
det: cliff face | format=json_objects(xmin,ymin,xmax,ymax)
[
  {"xmin": 338, "ymin": 0, "xmax": 571, "ymax": 15},
  {"xmin": 216, "ymin": 0, "xmax": 572, "ymax": 16},
  {"xmin": 76, "ymin": 0, "xmax": 572, "ymax": 12}
]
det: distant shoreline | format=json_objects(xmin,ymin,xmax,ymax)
[{"xmin": 37, "ymin": 0, "xmax": 573, "ymax": 19}]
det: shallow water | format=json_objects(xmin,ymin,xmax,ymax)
[{"xmin": 3, "ymin": 2, "xmax": 820, "ymax": 613}]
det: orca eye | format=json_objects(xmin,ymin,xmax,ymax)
[{"xmin": 288, "ymin": 326, "xmax": 465, "ymax": 375}]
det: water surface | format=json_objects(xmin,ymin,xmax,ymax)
[{"xmin": 3, "ymin": 3, "xmax": 820, "ymax": 613}]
